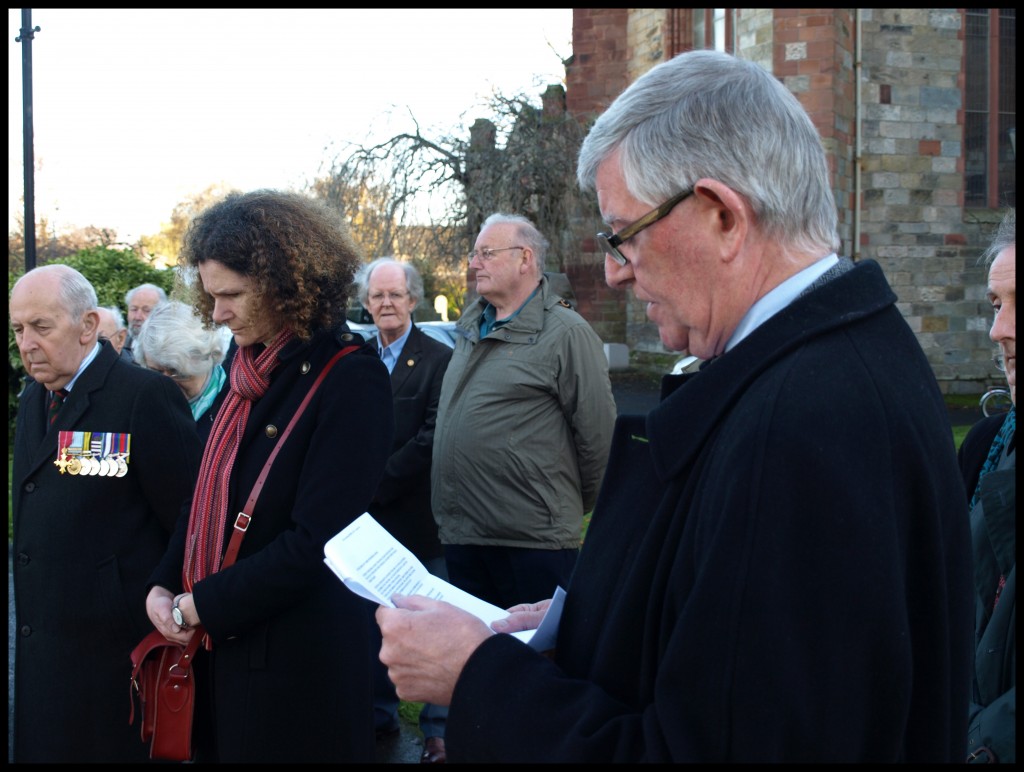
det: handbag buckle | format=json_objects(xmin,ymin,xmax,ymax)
[{"xmin": 233, "ymin": 512, "xmax": 252, "ymax": 532}]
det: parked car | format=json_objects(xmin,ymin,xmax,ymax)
[{"xmin": 345, "ymin": 320, "xmax": 458, "ymax": 349}]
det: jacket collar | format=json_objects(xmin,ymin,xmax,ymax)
[
  {"xmin": 647, "ymin": 260, "xmax": 896, "ymax": 480},
  {"xmin": 457, "ymin": 275, "xmax": 559, "ymax": 344}
]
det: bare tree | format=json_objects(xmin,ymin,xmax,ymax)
[
  {"xmin": 309, "ymin": 86, "xmax": 590, "ymax": 318},
  {"xmin": 8, "ymin": 211, "xmax": 123, "ymax": 273},
  {"xmin": 139, "ymin": 183, "xmax": 238, "ymax": 269}
]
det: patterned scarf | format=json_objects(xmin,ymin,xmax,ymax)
[
  {"xmin": 968, "ymin": 405, "xmax": 1016, "ymax": 514},
  {"xmin": 184, "ymin": 330, "xmax": 295, "ymax": 591}
]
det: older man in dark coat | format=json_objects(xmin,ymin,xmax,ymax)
[
  {"xmin": 10, "ymin": 264, "xmax": 201, "ymax": 762},
  {"xmin": 375, "ymin": 50, "xmax": 972, "ymax": 763},
  {"xmin": 355, "ymin": 257, "xmax": 453, "ymax": 762}
]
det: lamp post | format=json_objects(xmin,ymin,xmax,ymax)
[{"xmin": 15, "ymin": 9, "xmax": 41, "ymax": 272}]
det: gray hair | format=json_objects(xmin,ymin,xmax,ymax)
[
  {"xmin": 98, "ymin": 305, "xmax": 126, "ymax": 331},
  {"xmin": 132, "ymin": 300, "xmax": 225, "ymax": 379},
  {"xmin": 124, "ymin": 283, "xmax": 167, "ymax": 307},
  {"xmin": 983, "ymin": 208, "xmax": 1015, "ymax": 266},
  {"xmin": 354, "ymin": 257, "xmax": 425, "ymax": 308},
  {"xmin": 577, "ymin": 49, "xmax": 839, "ymax": 255},
  {"xmin": 12, "ymin": 263, "xmax": 98, "ymax": 321},
  {"xmin": 480, "ymin": 212, "xmax": 550, "ymax": 274}
]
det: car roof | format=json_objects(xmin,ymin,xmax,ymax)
[{"xmin": 345, "ymin": 320, "xmax": 457, "ymax": 349}]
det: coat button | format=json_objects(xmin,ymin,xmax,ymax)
[
  {"xmin": 16, "ymin": 552, "xmax": 29, "ymax": 566},
  {"xmin": 300, "ymin": 361, "xmax": 311, "ymax": 374},
  {"xmin": 23, "ymin": 482, "xmax": 35, "ymax": 493},
  {"xmin": 265, "ymin": 425, "xmax": 278, "ymax": 438},
  {"xmin": 19, "ymin": 625, "xmax": 31, "ymax": 637}
]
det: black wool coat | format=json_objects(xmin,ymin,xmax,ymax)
[
  {"xmin": 12, "ymin": 340, "xmax": 202, "ymax": 762},
  {"xmin": 446, "ymin": 260, "xmax": 973, "ymax": 763},
  {"xmin": 148, "ymin": 330, "xmax": 394, "ymax": 763},
  {"xmin": 369, "ymin": 324, "xmax": 452, "ymax": 561},
  {"xmin": 958, "ymin": 411, "xmax": 1015, "ymax": 763}
]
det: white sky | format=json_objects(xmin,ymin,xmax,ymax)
[{"xmin": 8, "ymin": 8, "xmax": 572, "ymax": 242}]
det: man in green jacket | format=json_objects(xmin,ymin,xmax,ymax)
[{"xmin": 431, "ymin": 212, "xmax": 616, "ymax": 610}]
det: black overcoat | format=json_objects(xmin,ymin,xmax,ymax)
[
  {"xmin": 369, "ymin": 324, "xmax": 452, "ymax": 560},
  {"xmin": 149, "ymin": 330, "xmax": 393, "ymax": 762},
  {"xmin": 958, "ymin": 411, "xmax": 1015, "ymax": 763},
  {"xmin": 12, "ymin": 340, "xmax": 202, "ymax": 762},
  {"xmin": 446, "ymin": 260, "xmax": 973, "ymax": 762}
]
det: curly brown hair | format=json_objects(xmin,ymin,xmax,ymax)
[{"xmin": 180, "ymin": 189, "xmax": 363, "ymax": 340}]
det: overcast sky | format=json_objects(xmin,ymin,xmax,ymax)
[{"xmin": 8, "ymin": 8, "xmax": 572, "ymax": 241}]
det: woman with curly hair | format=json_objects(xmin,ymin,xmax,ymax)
[{"xmin": 144, "ymin": 190, "xmax": 394, "ymax": 762}]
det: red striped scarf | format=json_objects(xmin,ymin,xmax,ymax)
[{"xmin": 184, "ymin": 329, "xmax": 295, "ymax": 591}]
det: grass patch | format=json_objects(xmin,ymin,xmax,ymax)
[
  {"xmin": 398, "ymin": 700, "xmax": 424, "ymax": 731},
  {"xmin": 951, "ymin": 424, "xmax": 971, "ymax": 450}
]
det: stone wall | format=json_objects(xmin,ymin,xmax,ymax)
[{"xmin": 564, "ymin": 8, "xmax": 1008, "ymax": 394}]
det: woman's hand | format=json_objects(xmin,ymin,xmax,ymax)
[{"xmin": 145, "ymin": 586, "xmax": 199, "ymax": 645}]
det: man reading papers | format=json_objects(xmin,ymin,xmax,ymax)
[{"xmin": 325, "ymin": 513, "xmax": 562, "ymax": 650}]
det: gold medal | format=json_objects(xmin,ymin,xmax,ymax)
[
  {"xmin": 53, "ymin": 448, "xmax": 71, "ymax": 475},
  {"xmin": 67, "ymin": 457, "xmax": 82, "ymax": 476}
]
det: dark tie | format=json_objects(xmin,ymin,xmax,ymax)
[{"xmin": 47, "ymin": 388, "xmax": 69, "ymax": 425}]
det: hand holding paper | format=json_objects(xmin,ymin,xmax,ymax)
[{"xmin": 324, "ymin": 513, "xmax": 563, "ymax": 649}]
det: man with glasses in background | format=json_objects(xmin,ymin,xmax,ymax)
[
  {"xmin": 94, "ymin": 305, "xmax": 132, "ymax": 361},
  {"xmin": 429, "ymin": 213, "xmax": 615, "ymax": 624},
  {"xmin": 353, "ymin": 257, "xmax": 453, "ymax": 763},
  {"xmin": 377, "ymin": 50, "xmax": 972, "ymax": 763}
]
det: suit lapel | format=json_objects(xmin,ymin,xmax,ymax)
[{"xmin": 388, "ymin": 326, "xmax": 422, "ymax": 395}]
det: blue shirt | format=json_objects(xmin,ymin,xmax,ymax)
[
  {"xmin": 378, "ymin": 324, "xmax": 413, "ymax": 375},
  {"xmin": 726, "ymin": 253, "xmax": 839, "ymax": 352}
]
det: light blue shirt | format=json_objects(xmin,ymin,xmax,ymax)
[
  {"xmin": 725, "ymin": 253, "xmax": 839, "ymax": 352},
  {"xmin": 378, "ymin": 324, "xmax": 413, "ymax": 375}
]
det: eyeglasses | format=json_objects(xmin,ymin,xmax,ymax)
[
  {"xmin": 596, "ymin": 189, "xmax": 694, "ymax": 266},
  {"xmin": 368, "ymin": 291, "xmax": 409, "ymax": 305},
  {"xmin": 467, "ymin": 246, "xmax": 524, "ymax": 264},
  {"xmin": 145, "ymin": 364, "xmax": 190, "ymax": 381},
  {"xmin": 993, "ymin": 352, "xmax": 1006, "ymax": 373}
]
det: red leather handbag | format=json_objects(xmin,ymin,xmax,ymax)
[
  {"xmin": 127, "ymin": 344, "xmax": 357, "ymax": 760},
  {"xmin": 129, "ymin": 628, "xmax": 203, "ymax": 761}
]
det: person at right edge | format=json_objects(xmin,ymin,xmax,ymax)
[
  {"xmin": 144, "ymin": 190, "xmax": 394, "ymax": 763},
  {"xmin": 959, "ymin": 207, "xmax": 1015, "ymax": 765},
  {"xmin": 376, "ymin": 49, "xmax": 973, "ymax": 763}
]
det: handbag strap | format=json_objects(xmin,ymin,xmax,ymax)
[{"xmin": 220, "ymin": 345, "xmax": 358, "ymax": 570}]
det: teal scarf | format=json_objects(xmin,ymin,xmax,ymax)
[
  {"xmin": 968, "ymin": 406, "xmax": 1016, "ymax": 513},
  {"xmin": 189, "ymin": 364, "xmax": 226, "ymax": 421}
]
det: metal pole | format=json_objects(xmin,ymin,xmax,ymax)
[{"xmin": 16, "ymin": 10, "xmax": 41, "ymax": 272}]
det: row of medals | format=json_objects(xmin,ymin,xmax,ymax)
[{"xmin": 55, "ymin": 449, "xmax": 129, "ymax": 477}]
